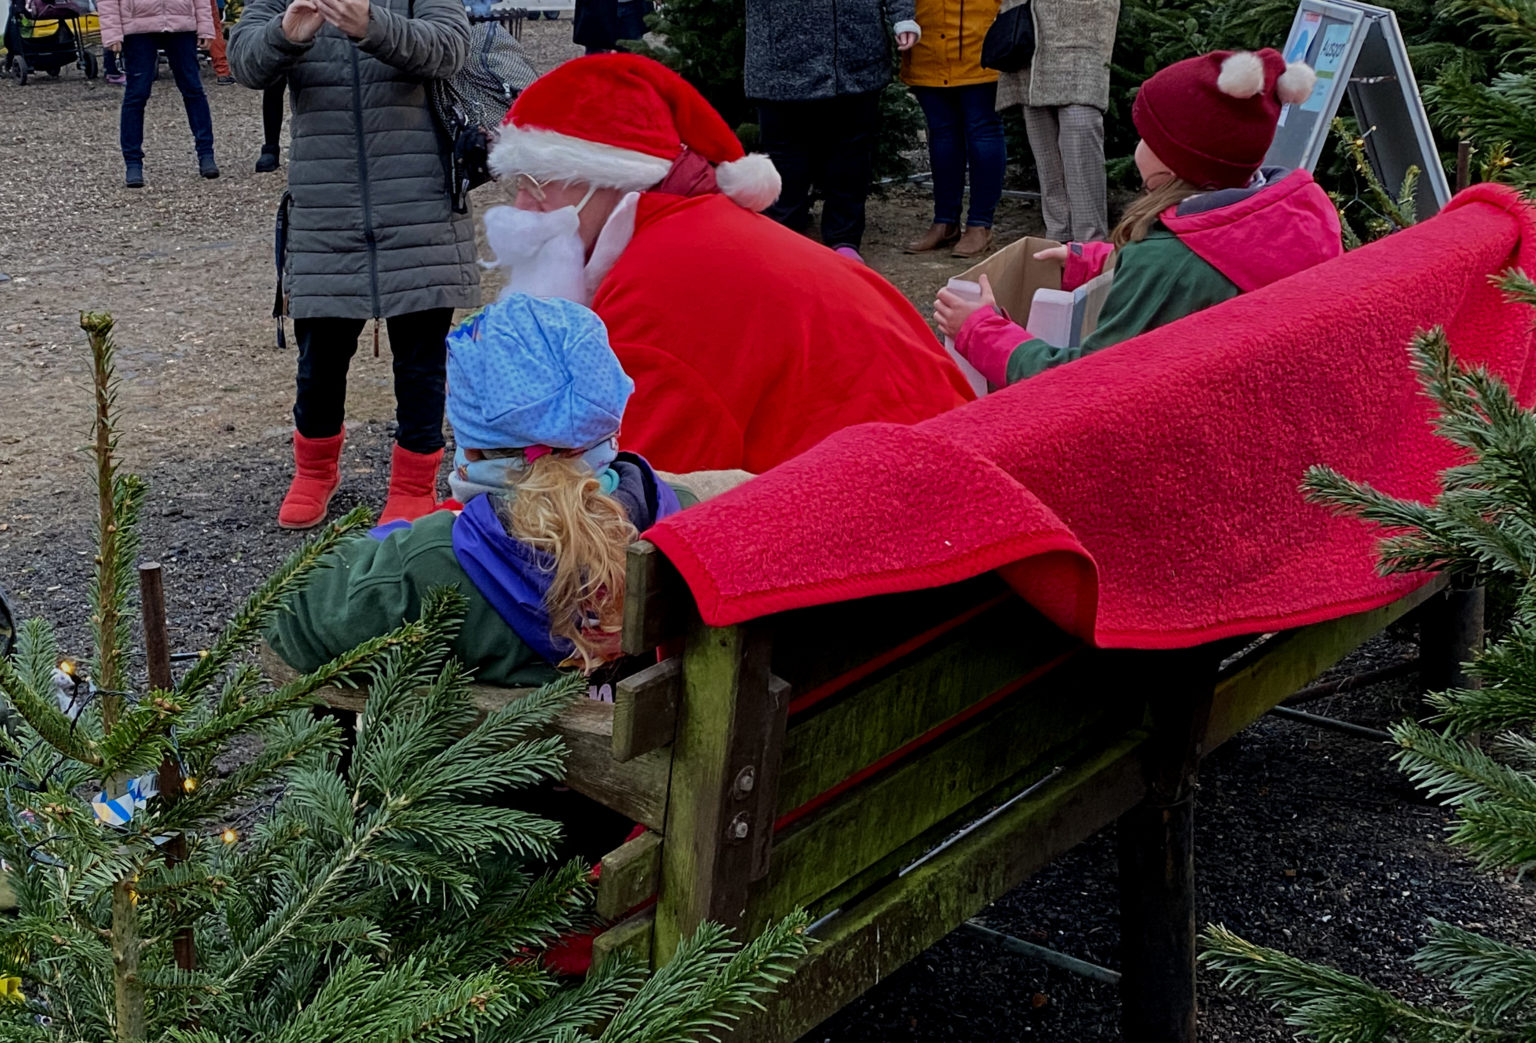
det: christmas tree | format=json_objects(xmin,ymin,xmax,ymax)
[
  {"xmin": 0, "ymin": 313, "xmax": 808, "ymax": 1042},
  {"xmin": 1201, "ymin": 275, "xmax": 1536, "ymax": 1040},
  {"xmin": 1422, "ymin": 0, "xmax": 1536, "ymax": 188}
]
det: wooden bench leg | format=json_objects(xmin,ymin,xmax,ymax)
[
  {"xmin": 1419, "ymin": 583, "xmax": 1485, "ymax": 691},
  {"xmin": 1115, "ymin": 651, "xmax": 1215, "ymax": 1043},
  {"xmin": 1118, "ymin": 785, "xmax": 1197, "ymax": 1043}
]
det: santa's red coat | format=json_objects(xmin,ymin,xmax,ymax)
[{"xmin": 591, "ymin": 193, "xmax": 975, "ymax": 473}]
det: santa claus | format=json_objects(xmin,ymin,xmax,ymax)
[{"xmin": 484, "ymin": 53, "xmax": 974, "ymax": 474}]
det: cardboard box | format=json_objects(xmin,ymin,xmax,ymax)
[{"xmin": 957, "ymin": 236, "xmax": 1064, "ymax": 321}]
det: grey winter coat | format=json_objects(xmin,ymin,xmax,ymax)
[
  {"xmin": 228, "ymin": 0, "xmax": 480, "ymax": 320},
  {"xmin": 996, "ymin": 0, "xmax": 1118, "ymax": 111},
  {"xmin": 744, "ymin": 0, "xmax": 916, "ymax": 101}
]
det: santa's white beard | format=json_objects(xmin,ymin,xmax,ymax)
[{"xmin": 483, "ymin": 205, "xmax": 590, "ymax": 304}]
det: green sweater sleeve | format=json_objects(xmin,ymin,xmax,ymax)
[
  {"xmin": 264, "ymin": 513, "xmax": 555, "ymax": 688},
  {"xmin": 1003, "ymin": 232, "xmax": 1241, "ymax": 385}
]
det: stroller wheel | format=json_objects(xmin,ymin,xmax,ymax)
[
  {"xmin": 46, "ymin": 66, "xmax": 60, "ymax": 78},
  {"xmin": 12, "ymin": 55, "xmax": 27, "ymax": 84},
  {"xmin": 84, "ymin": 50, "xmax": 99, "ymax": 78}
]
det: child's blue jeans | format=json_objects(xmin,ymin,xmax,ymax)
[{"xmin": 119, "ymin": 32, "xmax": 214, "ymax": 163}]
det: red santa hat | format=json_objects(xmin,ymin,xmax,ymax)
[
  {"xmin": 1132, "ymin": 48, "xmax": 1317, "ymax": 190},
  {"xmin": 491, "ymin": 53, "xmax": 782, "ymax": 212}
]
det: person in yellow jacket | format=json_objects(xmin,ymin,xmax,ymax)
[{"xmin": 900, "ymin": 0, "xmax": 1006, "ymax": 259}]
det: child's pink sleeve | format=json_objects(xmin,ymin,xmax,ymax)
[
  {"xmin": 1062, "ymin": 241, "xmax": 1115, "ymax": 292},
  {"xmin": 956, "ymin": 307, "xmax": 1030, "ymax": 388}
]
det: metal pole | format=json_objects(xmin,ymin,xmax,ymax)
[
  {"xmin": 962, "ymin": 921, "xmax": 1121, "ymax": 985},
  {"xmin": 1282, "ymin": 659, "xmax": 1420, "ymax": 707},
  {"xmin": 1268, "ymin": 705, "xmax": 1392, "ymax": 743}
]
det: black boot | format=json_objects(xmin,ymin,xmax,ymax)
[
  {"xmin": 254, "ymin": 145, "xmax": 279, "ymax": 173},
  {"xmin": 198, "ymin": 153, "xmax": 220, "ymax": 179},
  {"xmin": 124, "ymin": 161, "xmax": 144, "ymax": 188}
]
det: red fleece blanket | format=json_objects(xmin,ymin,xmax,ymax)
[{"xmin": 645, "ymin": 186, "xmax": 1536, "ymax": 648}]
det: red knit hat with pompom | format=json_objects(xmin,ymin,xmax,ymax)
[
  {"xmin": 490, "ymin": 53, "xmax": 781, "ymax": 212},
  {"xmin": 1132, "ymin": 48, "xmax": 1317, "ymax": 190}
]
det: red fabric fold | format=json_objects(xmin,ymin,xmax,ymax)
[{"xmin": 645, "ymin": 185, "xmax": 1536, "ymax": 647}]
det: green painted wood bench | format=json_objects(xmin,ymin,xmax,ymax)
[{"xmin": 298, "ymin": 539, "xmax": 1469, "ymax": 1043}]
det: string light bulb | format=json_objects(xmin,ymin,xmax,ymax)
[
  {"xmin": 182, "ymin": 777, "xmax": 198, "ymax": 793},
  {"xmin": 57, "ymin": 660, "xmax": 75, "ymax": 677},
  {"xmin": 220, "ymin": 828, "xmax": 238, "ymax": 845}
]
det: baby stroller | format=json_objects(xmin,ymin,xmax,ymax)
[{"xmin": 4, "ymin": 0, "xmax": 99, "ymax": 83}]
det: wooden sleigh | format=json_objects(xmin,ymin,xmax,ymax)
[{"xmin": 288, "ymin": 538, "xmax": 1479, "ymax": 1043}]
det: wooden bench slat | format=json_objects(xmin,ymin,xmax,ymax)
[
  {"xmin": 592, "ymin": 907, "xmax": 655, "ymax": 970},
  {"xmin": 597, "ymin": 829, "xmax": 663, "ymax": 920},
  {"xmin": 260, "ymin": 647, "xmax": 673, "ymax": 830},
  {"xmin": 622, "ymin": 541, "xmax": 690, "ymax": 655},
  {"xmin": 768, "ymin": 575, "xmax": 1012, "ymax": 703},
  {"xmin": 1203, "ymin": 579, "xmax": 1438, "ymax": 750},
  {"xmin": 750, "ymin": 654, "xmax": 1136, "ymax": 920},
  {"xmin": 776, "ymin": 597, "xmax": 1079, "ymax": 816},
  {"xmin": 613, "ymin": 657, "xmax": 681, "ymax": 762},
  {"xmin": 736, "ymin": 734, "xmax": 1148, "ymax": 1043}
]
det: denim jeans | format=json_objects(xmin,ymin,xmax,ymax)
[
  {"xmin": 913, "ymin": 82, "xmax": 1006, "ymax": 228},
  {"xmin": 292, "ymin": 309, "xmax": 454, "ymax": 453},
  {"xmin": 119, "ymin": 32, "xmax": 214, "ymax": 163},
  {"xmin": 758, "ymin": 90, "xmax": 880, "ymax": 251}
]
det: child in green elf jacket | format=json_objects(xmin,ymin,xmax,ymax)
[
  {"xmin": 265, "ymin": 294, "xmax": 689, "ymax": 684},
  {"xmin": 933, "ymin": 48, "xmax": 1343, "ymax": 386}
]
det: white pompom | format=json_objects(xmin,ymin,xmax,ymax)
[
  {"xmin": 715, "ymin": 153, "xmax": 782, "ymax": 211},
  {"xmin": 1276, "ymin": 61, "xmax": 1317, "ymax": 105},
  {"xmin": 1217, "ymin": 51, "xmax": 1266, "ymax": 99}
]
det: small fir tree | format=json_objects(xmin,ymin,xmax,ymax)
[
  {"xmin": 1201, "ymin": 274, "xmax": 1536, "ymax": 1040},
  {"xmin": 0, "ymin": 313, "xmax": 808, "ymax": 1042}
]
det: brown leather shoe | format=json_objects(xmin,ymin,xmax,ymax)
[
  {"xmin": 951, "ymin": 225, "xmax": 994, "ymax": 259},
  {"xmin": 904, "ymin": 222, "xmax": 960, "ymax": 254}
]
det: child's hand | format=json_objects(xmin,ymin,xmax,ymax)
[
  {"xmin": 1033, "ymin": 244, "xmax": 1070, "ymax": 265},
  {"xmin": 934, "ymin": 273, "xmax": 997, "ymax": 340}
]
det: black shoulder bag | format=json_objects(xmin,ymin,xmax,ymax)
[{"xmin": 980, "ymin": 2, "xmax": 1035, "ymax": 74}]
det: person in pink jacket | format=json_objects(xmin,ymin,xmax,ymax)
[{"xmin": 98, "ymin": 0, "xmax": 220, "ymax": 187}]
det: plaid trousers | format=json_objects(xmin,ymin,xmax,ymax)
[{"xmin": 1022, "ymin": 103, "xmax": 1109, "ymax": 242}]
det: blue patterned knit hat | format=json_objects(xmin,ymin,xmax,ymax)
[{"xmin": 446, "ymin": 294, "xmax": 634, "ymax": 451}]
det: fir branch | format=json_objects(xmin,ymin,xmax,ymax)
[
  {"xmin": 0, "ymin": 623, "xmax": 101, "ymax": 766},
  {"xmin": 597, "ymin": 914, "xmax": 810, "ymax": 1043},
  {"xmin": 494, "ymin": 953, "xmax": 647, "ymax": 1043},
  {"xmin": 1417, "ymin": 919, "xmax": 1536, "ymax": 1023},
  {"xmin": 173, "ymin": 507, "xmax": 373, "ymax": 702},
  {"xmin": 1391, "ymin": 721, "xmax": 1536, "ymax": 811},
  {"xmin": 1201, "ymin": 925, "xmax": 1521, "ymax": 1041}
]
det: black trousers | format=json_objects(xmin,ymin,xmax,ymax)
[
  {"xmin": 292, "ymin": 308, "xmax": 453, "ymax": 454},
  {"xmin": 262, "ymin": 80, "xmax": 285, "ymax": 150},
  {"xmin": 758, "ymin": 90, "xmax": 881, "ymax": 251}
]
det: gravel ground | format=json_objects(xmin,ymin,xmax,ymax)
[{"xmin": 3, "ymin": 26, "xmax": 1535, "ymax": 1042}]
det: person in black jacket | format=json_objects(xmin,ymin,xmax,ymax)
[
  {"xmin": 744, "ymin": 0, "xmax": 920, "ymax": 264},
  {"xmin": 572, "ymin": 0, "xmax": 650, "ymax": 53}
]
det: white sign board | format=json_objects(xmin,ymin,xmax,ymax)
[{"xmin": 1265, "ymin": 0, "xmax": 1448, "ymax": 220}]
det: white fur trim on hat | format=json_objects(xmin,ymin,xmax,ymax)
[
  {"xmin": 1217, "ymin": 51, "xmax": 1266, "ymax": 99},
  {"xmin": 715, "ymin": 153, "xmax": 782, "ymax": 211},
  {"xmin": 1276, "ymin": 61, "xmax": 1317, "ymax": 105},
  {"xmin": 489, "ymin": 125, "xmax": 673, "ymax": 192}
]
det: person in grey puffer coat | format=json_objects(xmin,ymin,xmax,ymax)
[
  {"xmin": 744, "ymin": 0, "xmax": 920, "ymax": 261},
  {"xmin": 228, "ymin": 0, "xmax": 478, "ymax": 531}
]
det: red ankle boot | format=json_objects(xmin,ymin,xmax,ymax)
[
  {"xmin": 379, "ymin": 444, "xmax": 443, "ymax": 525},
  {"xmin": 278, "ymin": 430, "xmax": 345, "ymax": 530}
]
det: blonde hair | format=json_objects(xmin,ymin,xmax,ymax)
[
  {"xmin": 500, "ymin": 454, "xmax": 637, "ymax": 672},
  {"xmin": 1110, "ymin": 178, "xmax": 1204, "ymax": 249}
]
